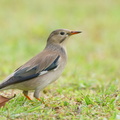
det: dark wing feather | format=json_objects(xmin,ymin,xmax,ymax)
[{"xmin": 44, "ymin": 55, "xmax": 60, "ymax": 71}]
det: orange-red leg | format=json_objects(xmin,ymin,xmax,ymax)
[
  {"xmin": 24, "ymin": 94, "xmax": 32, "ymax": 100},
  {"xmin": 36, "ymin": 98, "xmax": 42, "ymax": 101},
  {"xmin": 23, "ymin": 91, "xmax": 32, "ymax": 100},
  {"xmin": 35, "ymin": 97, "xmax": 45, "ymax": 104}
]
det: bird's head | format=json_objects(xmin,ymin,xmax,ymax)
[{"xmin": 47, "ymin": 29, "xmax": 82, "ymax": 44}]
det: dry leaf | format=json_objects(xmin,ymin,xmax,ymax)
[{"xmin": 0, "ymin": 94, "xmax": 16, "ymax": 108}]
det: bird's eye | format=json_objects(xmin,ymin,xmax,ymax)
[{"xmin": 60, "ymin": 32, "xmax": 65, "ymax": 35}]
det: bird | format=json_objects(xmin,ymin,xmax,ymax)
[{"xmin": 0, "ymin": 29, "xmax": 81, "ymax": 100}]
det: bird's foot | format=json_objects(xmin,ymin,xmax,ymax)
[
  {"xmin": 24, "ymin": 95, "xmax": 32, "ymax": 100},
  {"xmin": 36, "ymin": 98, "xmax": 45, "ymax": 104},
  {"xmin": 36, "ymin": 98, "xmax": 42, "ymax": 101}
]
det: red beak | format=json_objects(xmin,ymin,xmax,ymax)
[{"xmin": 70, "ymin": 31, "xmax": 82, "ymax": 35}]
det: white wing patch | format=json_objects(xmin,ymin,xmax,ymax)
[
  {"xmin": 39, "ymin": 71, "xmax": 48, "ymax": 75},
  {"xmin": 39, "ymin": 65, "xmax": 59, "ymax": 76}
]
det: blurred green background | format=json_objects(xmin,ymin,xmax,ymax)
[{"xmin": 0, "ymin": 0, "xmax": 120, "ymax": 119}]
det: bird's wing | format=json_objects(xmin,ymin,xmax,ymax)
[{"xmin": 0, "ymin": 50, "xmax": 60, "ymax": 88}]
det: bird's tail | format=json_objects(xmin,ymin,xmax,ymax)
[
  {"xmin": 0, "ymin": 73, "xmax": 15, "ymax": 91},
  {"xmin": 0, "ymin": 81, "xmax": 9, "ymax": 90}
]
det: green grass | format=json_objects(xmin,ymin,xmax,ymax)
[{"xmin": 0, "ymin": 0, "xmax": 120, "ymax": 119}]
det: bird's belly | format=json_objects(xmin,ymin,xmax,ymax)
[{"xmin": 14, "ymin": 65, "xmax": 65, "ymax": 91}]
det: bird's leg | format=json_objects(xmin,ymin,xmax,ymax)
[
  {"xmin": 23, "ymin": 91, "xmax": 32, "ymax": 100},
  {"xmin": 34, "ymin": 90, "xmax": 46, "ymax": 104},
  {"xmin": 34, "ymin": 89, "xmax": 42, "ymax": 101}
]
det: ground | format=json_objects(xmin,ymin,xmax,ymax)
[{"xmin": 0, "ymin": 0, "xmax": 120, "ymax": 119}]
